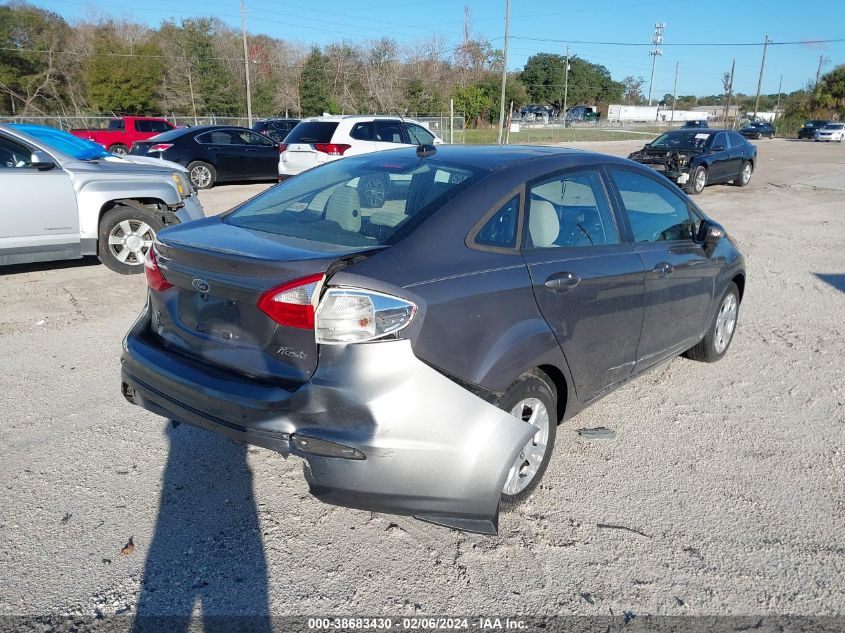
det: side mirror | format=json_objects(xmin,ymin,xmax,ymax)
[
  {"xmin": 698, "ymin": 220, "xmax": 725, "ymax": 246},
  {"xmin": 30, "ymin": 150, "xmax": 55, "ymax": 170}
]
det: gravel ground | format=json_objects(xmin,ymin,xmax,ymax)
[{"xmin": 0, "ymin": 139, "xmax": 843, "ymax": 622}]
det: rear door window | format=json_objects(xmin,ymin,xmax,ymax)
[
  {"xmin": 525, "ymin": 170, "xmax": 619, "ymax": 249},
  {"xmin": 350, "ymin": 122, "xmax": 373, "ymax": 141},
  {"xmin": 373, "ymin": 120, "xmax": 406, "ymax": 143},
  {"xmin": 286, "ymin": 122, "xmax": 339, "ymax": 144}
]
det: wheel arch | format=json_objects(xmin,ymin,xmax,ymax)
[
  {"xmin": 536, "ymin": 364, "xmax": 569, "ymax": 425},
  {"xmin": 732, "ymin": 272, "xmax": 746, "ymax": 303}
]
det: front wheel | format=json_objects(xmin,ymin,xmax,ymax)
[
  {"xmin": 109, "ymin": 143, "xmax": 129, "ymax": 155},
  {"xmin": 188, "ymin": 161, "xmax": 217, "ymax": 189},
  {"xmin": 98, "ymin": 205, "xmax": 163, "ymax": 274},
  {"xmin": 499, "ymin": 370, "xmax": 557, "ymax": 509},
  {"xmin": 684, "ymin": 282, "xmax": 740, "ymax": 363},
  {"xmin": 686, "ymin": 166, "xmax": 707, "ymax": 195}
]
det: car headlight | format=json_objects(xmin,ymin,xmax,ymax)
[{"xmin": 171, "ymin": 171, "xmax": 192, "ymax": 198}]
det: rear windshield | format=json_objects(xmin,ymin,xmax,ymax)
[
  {"xmin": 285, "ymin": 122, "xmax": 339, "ymax": 144},
  {"xmin": 650, "ymin": 130, "xmax": 711, "ymax": 150},
  {"xmin": 11, "ymin": 124, "xmax": 110, "ymax": 160},
  {"xmin": 225, "ymin": 153, "xmax": 484, "ymax": 247}
]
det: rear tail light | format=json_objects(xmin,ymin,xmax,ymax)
[
  {"xmin": 257, "ymin": 274, "xmax": 324, "ymax": 329},
  {"xmin": 313, "ymin": 143, "xmax": 351, "ymax": 156},
  {"xmin": 278, "ymin": 143, "xmax": 287, "ymax": 153},
  {"xmin": 315, "ymin": 288, "xmax": 416, "ymax": 344},
  {"xmin": 147, "ymin": 143, "xmax": 173, "ymax": 153},
  {"xmin": 144, "ymin": 247, "xmax": 172, "ymax": 292}
]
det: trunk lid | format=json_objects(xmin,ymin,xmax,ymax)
[
  {"xmin": 151, "ymin": 216, "xmax": 369, "ymax": 384},
  {"xmin": 281, "ymin": 144, "xmax": 321, "ymax": 170}
]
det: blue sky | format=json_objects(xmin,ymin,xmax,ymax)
[{"xmin": 20, "ymin": 0, "xmax": 845, "ymax": 97}]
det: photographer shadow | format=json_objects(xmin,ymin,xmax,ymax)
[{"xmin": 133, "ymin": 422, "xmax": 272, "ymax": 633}]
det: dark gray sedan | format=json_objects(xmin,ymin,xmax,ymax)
[{"xmin": 121, "ymin": 145, "xmax": 745, "ymax": 534}]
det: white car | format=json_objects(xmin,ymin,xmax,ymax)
[
  {"xmin": 278, "ymin": 115, "xmax": 444, "ymax": 184},
  {"xmin": 814, "ymin": 123, "xmax": 845, "ymax": 142}
]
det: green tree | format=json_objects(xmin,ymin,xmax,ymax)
[
  {"xmin": 452, "ymin": 83, "xmax": 490, "ymax": 126},
  {"xmin": 84, "ymin": 26, "xmax": 164, "ymax": 113},
  {"xmin": 299, "ymin": 47, "xmax": 331, "ymax": 116},
  {"xmin": 813, "ymin": 65, "xmax": 845, "ymax": 115},
  {"xmin": 521, "ymin": 53, "xmax": 623, "ymax": 109}
]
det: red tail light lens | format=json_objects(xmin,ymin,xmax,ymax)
[
  {"xmin": 313, "ymin": 143, "xmax": 351, "ymax": 156},
  {"xmin": 278, "ymin": 143, "xmax": 288, "ymax": 153},
  {"xmin": 144, "ymin": 247, "xmax": 173, "ymax": 292},
  {"xmin": 147, "ymin": 143, "xmax": 173, "ymax": 153},
  {"xmin": 257, "ymin": 274, "xmax": 324, "ymax": 329}
]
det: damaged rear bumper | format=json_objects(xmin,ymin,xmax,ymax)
[{"xmin": 121, "ymin": 305, "xmax": 533, "ymax": 534}]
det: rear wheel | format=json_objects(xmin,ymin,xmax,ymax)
[
  {"xmin": 98, "ymin": 205, "xmax": 163, "ymax": 274},
  {"xmin": 109, "ymin": 143, "xmax": 129, "ymax": 155},
  {"xmin": 686, "ymin": 166, "xmax": 707, "ymax": 195},
  {"xmin": 684, "ymin": 282, "xmax": 740, "ymax": 363},
  {"xmin": 188, "ymin": 161, "xmax": 216, "ymax": 189},
  {"xmin": 357, "ymin": 173, "xmax": 389, "ymax": 208},
  {"xmin": 499, "ymin": 370, "xmax": 557, "ymax": 509},
  {"xmin": 734, "ymin": 161, "xmax": 753, "ymax": 187}
]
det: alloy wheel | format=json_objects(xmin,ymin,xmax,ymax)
[
  {"xmin": 714, "ymin": 293, "xmax": 738, "ymax": 354},
  {"xmin": 695, "ymin": 168, "xmax": 707, "ymax": 193},
  {"xmin": 107, "ymin": 219, "xmax": 155, "ymax": 266},
  {"xmin": 190, "ymin": 165, "xmax": 212, "ymax": 188},
  {"xmin": 363, "ymin": 176, "xmax": 387, "ymax": 207},
  {"xmin": 741, "ymin": 163, "xmax": 752, "ymax": 185},
  {"xmin": 503, "ymin": 398, "xmax": 550, "ymax": 495}
]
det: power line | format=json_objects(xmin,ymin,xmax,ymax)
[{"xmin": 508, "ymin": 35, "xmax": 845, "ymax": 47}]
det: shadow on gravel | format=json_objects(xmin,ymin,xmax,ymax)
[
  {"xmin": 815, "ymin": 273, "xmax": 845, "ymax": 294},
  {"xmin": 0, "ymin": 256, "xmax": 102, "ymax": 276},
  {"xmin": 133, "ymin": 422, "xmax": 271, "ymax": 633}
]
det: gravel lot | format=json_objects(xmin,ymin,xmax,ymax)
[{"xmin": 1, "ymin": 139, "xmax": 843, "ymax": 622}]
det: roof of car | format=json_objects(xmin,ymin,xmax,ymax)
[{"xmin": 301, "ymin": 115, "xmax": 423, "ymax": 122}]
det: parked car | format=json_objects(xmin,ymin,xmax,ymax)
[
  {"xmin": 121, "ymin": 144, "xmax": 745, "ymax": 534},
  {"xmin": 565, "ymin": 105, "xmax": 599, "ymax": 121},
  {"xmin": 739, "ymin": 121, "xmax": 775, "ymax": 139},
  {"xmin": 797, "ymin": 120, "xmax": 829, "ymax": 139},
  {"xmin": 628, "ymin": 129, "xmax": 757, "ymax": 195},
  {"xmin": 0, "ymin": 123, "xmax": 203, "ymax": 273},
  {"xmin": 682, "ymin": 120, "xmax": 709, "ymax": 128},
  {"xmin": 70, "ymin": 116, "xmax": 175, "ymax": 155},
  {"xmin": 814, "ymin": 122, "xmax": 845, "ymax": 142},
  {"xmin": 129, "ymin": 125, "xmax": 280, "ymax": 189},
  {"xmin": 252, "ymin": 118, "xmax": 301, "ymax": 143},
  {"xmin": 278, "ymin": 115, "xmax": 444, "ymax": 184}
]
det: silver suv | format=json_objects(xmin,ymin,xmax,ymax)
[{"xmin": 0, "ymin": 123, "xmax": 205, "ymax": 274}]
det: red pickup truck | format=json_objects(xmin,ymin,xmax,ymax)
[{"xmin": 70, "ymin": 117, "xmax": 175, "ymax": 155}]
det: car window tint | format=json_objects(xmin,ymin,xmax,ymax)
[
  {"xmin": 474, "ymin": 195, "xmax": 519, "ymax": 248},
  {"xmin": 149, "ymin": 120, "xmax": 172, "ymax": 133},
  {"xmin": 712, "ymin": 132, "xmax": 727, "ymax": 149},
  {"xmin": 729, "ymin": 132, "xmax": 745, "ymax": 146},
  {"xmin": 526, "ymin": 170, "xmax": 619, "ymax": 249},
  {"xmin": 239, "ymin": 131, "xmax": 273, "ymax": 146},
  {"xmin": 407, "ymin": 124, "xmax": 435, "ymax": 145},
  {"xmin": 286, "ymin": 122, "xmax": 339, "ymax": 144},
  {"xmin": 226, "ymin": 155, "xmax": 481, "ymax": 248},
  {"xmin": 373, "ymin": 121, "xmax": 405, "ymax": 143},
  {"xmin": 135, "ymin": 120, "xmax": 152, "ymax": 133},
  {"xmin": 610, "ymin": 169, "xmax": 695, "ymax": 242},
  {"xmin": 107, "ymin": 119, "xmax": 125, "ymax": 131},
  {"xmin": 350, "ymin": 122, "xmax": 373, "ymax": 141},
  {"xmin": 0, "ymin": 135, "xmax": 33, "ymax": 168}
]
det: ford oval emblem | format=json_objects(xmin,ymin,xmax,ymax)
[{"xmin": 192, "ymin": 278, "xmax": 211, "ymax": 293}]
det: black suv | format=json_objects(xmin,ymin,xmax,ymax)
[{"xmin": 252, "ymin": 118, "xmax": 301, "ymax": 143}]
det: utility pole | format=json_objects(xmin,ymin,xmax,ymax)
[
  {"xmin": 562, "ymin": 46, "xmax": 570, "ymax": 126},
  {"xmin": 497, "ymin": 0, "xmax": 510, "ymax": 144},
  {"xmin": 724, "ymin": 58, "xmax": 735, "ymax": 128},
  {"xmin": 670, "ymin": 61, "xmax": 678, "ymax": 123},
  {"xmin": 647, "ymin": 22, "xmax": 665, "ymax": 106},
  {"xmin": 815, "ymin": 55, "xmax": 829, "ymax": 87},
  {"xmin": 753, "ymin": 34, "xmax": 769, "ymax": 121},
  {"xmin": 775, "ymin": 74, "xmax": 783, "ymax": 118},
  {"xmin": 241, "ymin": 0, "xmax": 253, "ymax": 127}
]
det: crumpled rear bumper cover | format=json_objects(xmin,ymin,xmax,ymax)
[{"xmin": 121, "ymin": 305, "xmax": 533, "ymax": 534}]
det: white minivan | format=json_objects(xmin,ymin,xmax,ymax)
[{"xmin": 278, "ymin": 115, "xmax": 444, "ymax": 183}]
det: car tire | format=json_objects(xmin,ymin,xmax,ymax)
[
  {"xmin": 686, "ymin": 166, "xmax": 707, "ymax": 195},
  {"xmin": 98, "ymin": 205, "xmax": 163, "ymax": 275},
  {"xmin": 734, "ymin": 161, "xmax": 753, "ymax": 187},
  {"xmin": 188, "ymin": 161, "xmax": 217, "ymax": 189},
  {"xmin": 109, "ymin": 143, "xmax": 129, "ymax": 155},
  {"xmin": 684, "ymin": 282, "xmax": 740, "ymax": 363},
  {"xmin": 499, "ymin": 369, "xmax": 557, "ymax": 510},
  {"xmin": 357, "ymin": 173, "xmax": 389, "ymax": 208}
]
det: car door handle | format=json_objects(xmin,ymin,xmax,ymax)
[
  {"xmin": 653, "ymin": 262, "xmax": 674, "ymax": 278},
  {"xmin": 544, "ymin": 272, "xmax": 581, "ymax": 292}
]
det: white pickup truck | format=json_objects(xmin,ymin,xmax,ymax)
[{"xmin": 0, "ymin": 123, "xmax": 205, "ymax": 274}]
